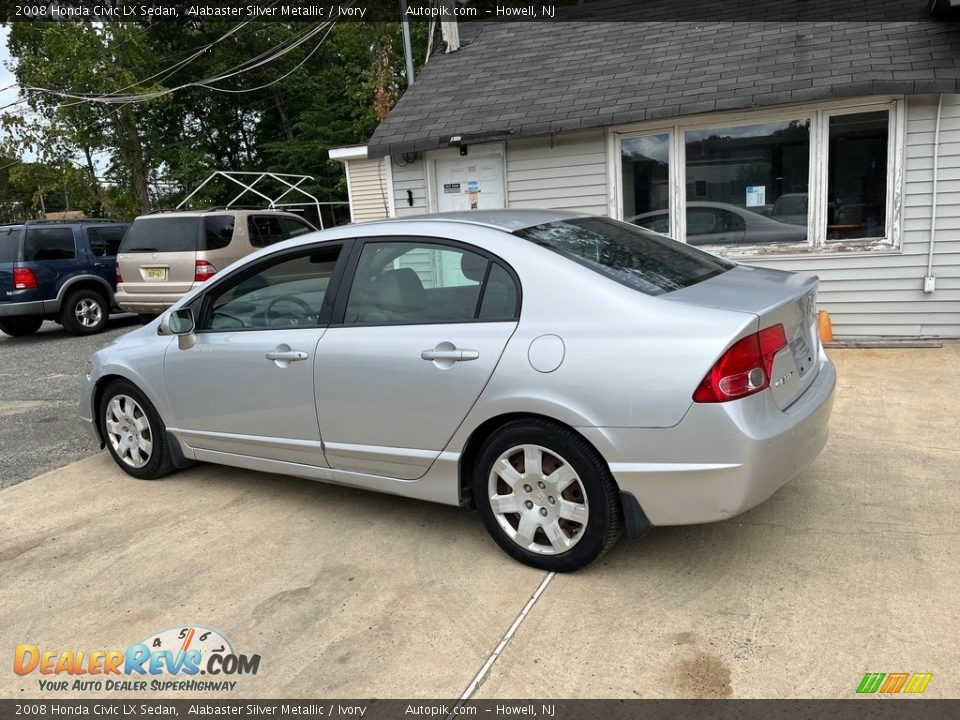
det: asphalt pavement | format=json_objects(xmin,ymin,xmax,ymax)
[{"xmin": 0, "ymin": 316, "xmax": 141, "ymax": 489}]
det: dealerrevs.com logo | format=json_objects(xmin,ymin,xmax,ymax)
[{"xmin": 14, "ymin": 625, "xmax": 260, "ymax": 692}]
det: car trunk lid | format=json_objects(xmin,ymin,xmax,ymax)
[{"xmin": 665, "ymin": 264, "xmax": 820, "ymax": 410}]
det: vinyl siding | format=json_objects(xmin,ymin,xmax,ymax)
[
  {"xmin": 748, "ymin": 94, "xmax": 960, "ymax": 337},
  {"xmin": 391, "ymin": 156, "xmax": 428, "ymax": 217},
  {"xmin": 505, "ymin": 129, "xmax": 608, "ymax": 215},
  {"xmin": 345, "ymin": 158, "xmax": 390, "ymax": 222}
]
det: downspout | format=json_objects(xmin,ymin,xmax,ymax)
[{"xmin": 924, "ymin": 94, "xmax": 943, "ymax": 293}]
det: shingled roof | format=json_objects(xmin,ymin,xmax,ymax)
[{"xmin": 366, "ymin": 5, "xmax": 960, "ymax": 157}]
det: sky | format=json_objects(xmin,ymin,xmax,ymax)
[{"xmin": 0, "ymin": 26, "xmax": 17, "ymax": 114}]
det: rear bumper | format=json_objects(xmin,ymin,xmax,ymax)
[
  {"xmin": 0, "ymin": 299, "xmax": 56, "ymax": 317},
  {"xmin": 114, "ymin": 287, "xmax": 185, "ymax": 314},
  {"xmin": 581, "ymin": 351, "xmax": 836, "ymax": 526}
]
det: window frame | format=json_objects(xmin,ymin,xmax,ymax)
[
  {"xmin": 609, "ymin": 96, "xmax": 904, "ymax": 258},
  {"xmin": 190, "ymin": 240, "xmax": 350, "ymax": 335},
  {"xmin": 330, "ymin": 236, "xmax": 522, "ymax": 327}
]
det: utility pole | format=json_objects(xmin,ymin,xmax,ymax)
[{"xmin": 399, "ymin": 0, "xmax": 415, "ymax": 86}]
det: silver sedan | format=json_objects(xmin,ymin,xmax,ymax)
[{"xmin": 80, "ymin": 210, "xmax": 835, "ymax": 571}]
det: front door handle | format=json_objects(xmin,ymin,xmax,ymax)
[
  {"xmin": 421, "ymin": 345, "xmax": 479, "ymax": 362},
  {"xmin": 265, "ymin": 343, "xmax": 309, "ymax": 368},
  {"xmin": 266, "ymin": 350, "xmax": 308, "ymax": 361}
]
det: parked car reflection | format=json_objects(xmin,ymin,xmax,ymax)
[{"xmin": 629, "ymin": 201, "xmax": 808, "ymax": 246}]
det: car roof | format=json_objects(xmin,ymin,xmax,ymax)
[{"xmin": 371, "ymin": 209, "xmax": 590, "ymax": 232}]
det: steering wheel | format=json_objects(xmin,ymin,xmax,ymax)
[{"xmin": 265, "ymin": 295, "xmax": 315, "ymax": 327}]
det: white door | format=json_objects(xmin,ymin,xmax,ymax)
[{"xmin": 435, "ymin": 156, "xmax": 505, "ymax": 212}]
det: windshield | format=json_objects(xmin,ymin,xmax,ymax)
[{"xmin": 514, "ymin": 217, "xmax": 734, "ymax": 295}]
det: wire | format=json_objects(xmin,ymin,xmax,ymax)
[{"xmin": 24, "ymin": 21, "xmax": 333, "ymax": 105}]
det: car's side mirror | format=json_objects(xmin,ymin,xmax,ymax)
[{"xmin": 164, "ymin": 308, "xmax": 197, "ymax": 350}]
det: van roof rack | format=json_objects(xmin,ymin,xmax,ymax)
[
  {"xmin": 15, "ymin": 218, "xmax": 123, "ymax": 226},
  {"xmin": 175, "ymin": 171, "xmax": 337, "ymax": 229}
]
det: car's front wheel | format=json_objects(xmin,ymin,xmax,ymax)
[
  {"xmin": 0, "ymin": 316, "xmax": 43, "ymax": 337},
  {"xmin": 473, "ymin": 419, "xmax": 622, "ymax": 571},
  {"xmin": 99, "ymin": 380, "xmax": 175, "ymax": 480},
  {"xmin": 62, "ymin": 288, "xmax": 108, "ymax": 335}
]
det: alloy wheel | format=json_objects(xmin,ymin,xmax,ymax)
[{"xmin": 74, "ymin": 298, "xmax": 103, "ymax": 328}]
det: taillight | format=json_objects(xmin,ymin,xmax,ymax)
[
  {"xmin": 693, "ymin": 324, "xmax": 788, "ymax": 403},
  {"xmin": 13, "ymin": 267, "xmax": 38, "ymax": 290},
  {"xmin": 116, "ymin": 265, "xmax": 123, "ymax": 284},
  {"xmin": 194, "ymin": 260, "xmax": 217, "ymax": 282}
]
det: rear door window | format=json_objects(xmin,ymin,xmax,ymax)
[
  {"xmin": 278, "ymin": 217, "xmax": 314, "ymax": 239},
  {"xmin": 515, "ymin": 216, "xmax": 733, "ymax": 296},
  {"xmin": 121, "ymin": 217, "xmax": 199, "ymax": 253},
  {"xmin": 203, "ymin": 216, "xmax": 235, "ymax": 251},
  {"xmin": 0, "ymin": 227, "xmax": 22, "ymax": 263},
  {"xmin": 248, "ymin": 216, "xmax": 286, "ymax": 247},
  {"xmin": 23, "ymin": 227, "xmax": 76, "ymax": 261},
  {"xmin": 87, "ymin": 226, "xmax": 126, "ymax": 257}
]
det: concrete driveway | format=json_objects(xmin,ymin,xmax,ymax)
[{"xmin": 1, "ymin": 344, "xmax": 958, "ymax": 699}]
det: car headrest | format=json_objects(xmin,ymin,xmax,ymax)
[
  {"xmin": 460, "ymin": 252, "xmax": 489, "ymax": 282},
  {"xmin": 376, "ymin": 268, "xmax": 424, "ymax": 309}
]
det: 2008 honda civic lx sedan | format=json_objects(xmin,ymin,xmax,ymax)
[{"xmin": 80, "ymin": 210, "xmax": 836, "ymax": 571}]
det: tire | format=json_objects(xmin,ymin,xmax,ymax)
[
  {"xmin": 99, "ymin": 379, "xmax": 176, "ymax": 480},
  {"xmin": 61, "ymin": 288, "xmax": 108, "ymax": 335},
  {"xmin": 0, "ymin": 316, "xmax": 43, "ymax": 337},
  {"xmin": 137, "ymin": 314, "xmax": 158, "ymax": 325},
  {"xmin": 473, "ymin": 418, "xmax": 622, "ymax": 571}
]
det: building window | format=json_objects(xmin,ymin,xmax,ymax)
[
  {"xmin": 615, "ymin": 99, "xmax": 899, "ymax": 256},
  {"xmin": 826, "ymin": 111, "xmax": 889, "ymax": 241},
  {"xmin": 684, "ymin": 119, "xmax": 810, "ymax": 247},
  {"xmin": 620, "ymin": 133, "xmax": 670, "ymax": 222}
]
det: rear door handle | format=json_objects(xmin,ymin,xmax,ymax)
[
  {"xmin": 421, "ymin": 348, "xmax": 479, "ymax": 362},
  {"xmin": 265, "ymin": 350, "xmax": 308, "ymax": 361}
]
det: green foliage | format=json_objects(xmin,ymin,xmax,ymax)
[{"xmin": 2, "ymin": 19, "xmax": 431, "ymax": 221}]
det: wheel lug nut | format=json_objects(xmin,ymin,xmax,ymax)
[
  {"xmin": 523, "ymin": 484, "xmax": 532, "ymax": 493},
  {"xmin": 539, "ymin": 507, "xmax": 548, "ymax": 517},
  {"xmin": 525, "ymin": 500, "xmax": 534, "ymax": 510},
  {"xmin": 548, "ymin": 496, "xmax": 556, "ymax": 504},
  {"xmin": 538, "ymin": 481, "xmax": 545, "ymax": 489}
]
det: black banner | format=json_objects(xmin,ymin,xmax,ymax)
[
  {"xmin": 2, "ymin": 0, "xmax": 947, "ymax": 24},
  {"xmin": 2, "ymin": 699, "xmax": 960, "ymax": 720}
]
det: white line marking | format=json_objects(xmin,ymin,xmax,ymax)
[{"xmin": 449, "ymin": 571, "xmax": 556, "ymax": 716}]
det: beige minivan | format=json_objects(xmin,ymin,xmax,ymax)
[{"xmin": 115, "ymin": 209, "xmax": 315, "ymax": 318}]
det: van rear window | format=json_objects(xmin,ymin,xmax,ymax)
[{"xmin": 121, "ymin": 217, "xmax": 199, "ymax": 253}]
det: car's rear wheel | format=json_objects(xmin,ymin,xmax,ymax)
[
  {"xmin": 61, "ymin": 288, "xmax": 108, "ymax": 335},
  {"xmin": 473, "ymin": 419, "xmax": 622, "ymax": 571},
  {"xmin": 0, "ymin": 316, "xmax": 43, "ymax": 337},
  {"xmin": 99, "ymin": 380, "xmax": 175, "ymax": 480}
]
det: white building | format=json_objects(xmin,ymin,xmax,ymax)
[{"xmin": 333, "ymin": 10, "xmax": 960, "ymax": 338}]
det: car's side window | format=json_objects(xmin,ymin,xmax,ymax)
[
  {"xmin": 248, "ymin": 216, "xmax": 286, "ymax": 247},
  {"xmin": 87, "ymin": 226, "xmax": 126, "ymax": 257},
  {"xmin": 342, "ymin": 241, "xmax": 518, "ymax": 325},
  {"xmin": 203, "ymin": 216, "xmax": 235, "ymax": 251},
  {"xmin": 198, "ymin": 245, "xmax": 342, "ymax": 332},
  {"xmin": 278, "ymin": 217, "xmax": 314, "ymax": 239},
  {"xmin": 23, "ymin": 227, "xmax": 76, "ymax": 261}
]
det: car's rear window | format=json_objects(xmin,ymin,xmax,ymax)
[
  {"xmin": 23, "ymin": 227, "xmax": 76, "ymax": 261},
  {"xmin": 514, "ymin": 217, "xmax": 734, "ymax": 296},
  {"xmin": 121, "ymin": 217, "xmax": 200, "ymax": 253},
  {"xmin": 0, "ymin": 227, "xmax": 22, "ymax": 264}
]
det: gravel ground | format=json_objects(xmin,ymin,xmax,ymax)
[{"xmin": 0, "ymin": 315, "xmax": 141, "ymax": 489}]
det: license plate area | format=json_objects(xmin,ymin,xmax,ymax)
[{"xmin": 144, "ymin": 267, "xmax": 167, "ymax": 281}]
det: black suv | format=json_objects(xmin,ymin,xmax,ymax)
[{"xmin": 0, "ymin": 219, "xmax": 130, "ymax": 336}]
